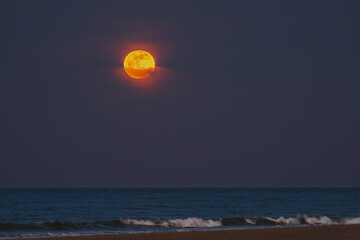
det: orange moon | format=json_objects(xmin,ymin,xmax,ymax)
[{"xmin": 123, "ymin": 50, "xmax": 155, "ymax": 79}]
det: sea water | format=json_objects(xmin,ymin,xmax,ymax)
[{"xmin": 0, "ymin": 188, "xmax": 359, "ymax": 238}]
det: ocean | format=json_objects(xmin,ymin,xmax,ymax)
[{"xmin": 0, "ymin": 188, "xmax": 359, "ymax": 239}]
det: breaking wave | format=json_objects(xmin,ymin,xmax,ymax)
[
  {"xmin": 1, "ymin": 216, "xmax": 360, "ymax": 232},
  {"xmin": 221, "ymin": 215, "xmax": 360, "ymax": 226},
  {"xmin": 122, "ymin": 218, "xmax": 221, "ymax": 227}
]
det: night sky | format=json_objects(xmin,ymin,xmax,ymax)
[{"xmin": 1, "ymin": 0, "xmax": 359, "ymax": 187}]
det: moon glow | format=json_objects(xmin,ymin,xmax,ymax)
[{"xmin": 123, "ymin": 50, "xmax": 155, "ymax": 79}]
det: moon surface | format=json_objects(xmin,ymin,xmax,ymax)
[{"xmin": 123, "ymin": 50, "xmax": 155, "ymax": 79}]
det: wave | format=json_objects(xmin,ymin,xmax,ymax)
[
  {"xmin": 122, "ymin": 218, "xmax": 222, "ymax": 227},
  {"xmin": 1, "ymin": 216, "xmax": 360, "ymax": 232},
  {"xmin": 221, "ymin": 215, "xmax": 360, "ymax": 226}
]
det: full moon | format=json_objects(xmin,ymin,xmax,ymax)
[{"xmin": 123, "ymin": 50, "xmax": 155, "ymax": 79}]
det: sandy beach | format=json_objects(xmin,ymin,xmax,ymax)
[{"xmin": 15, "ymin": 225, "xmax": 360, "ymax": 240}]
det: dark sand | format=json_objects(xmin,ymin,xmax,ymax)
[{"xmin": 16, "ymin": 225, "xmax": 360, "ymax": 240}]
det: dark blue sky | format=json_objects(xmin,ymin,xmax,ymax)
[{"xmin": 1, "ymin": 0, "xmax": 359, "ymax": 187}]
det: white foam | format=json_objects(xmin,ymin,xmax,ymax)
[
  {"xmin": 122, "ymin": 215, "xmax": 360, "ymax": 229},
  {"xmin": 304, "ymin": 216, "xmax": 335, "ymax": 225},
  {"xmin": 122, "ymin": 218, "xmax": 221, "ymax": 228},
  {"xmin": 344, "ymin": 217, "xmax": 360, "ymax": 224},
  {"xmin": 265, "ymin": 216, "xmax": 300, "ymax": 225},
  {"xmin": 245, "ymin": 218, "xmax": 256, "ymax": 225},
  {"xmin": 167, "ymin": 218, "xmax": 221, "ymax": 227},
  {"xmin": 122, "ymin": 219, "xmax": 157, "ymax": 226},
  {"xmin": 265, "ymin": 215, "xmax": 339, "ymax": 225},
  {"xmin": 263, "ymin": 215, "xmax": 360, "ymax": 226}
]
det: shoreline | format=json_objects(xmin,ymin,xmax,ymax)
[{"xmin": 9, "ymin": 224, "xmax": 360, "ymax": 240}]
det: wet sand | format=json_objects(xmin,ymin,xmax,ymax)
[{"xmin": 16, "ymin": 225, "xmax": 360, "ymax": 240}]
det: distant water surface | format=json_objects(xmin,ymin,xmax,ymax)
[{"xmin": 0, "ymin": 188, "xmax": 359, "ymax": 238}]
